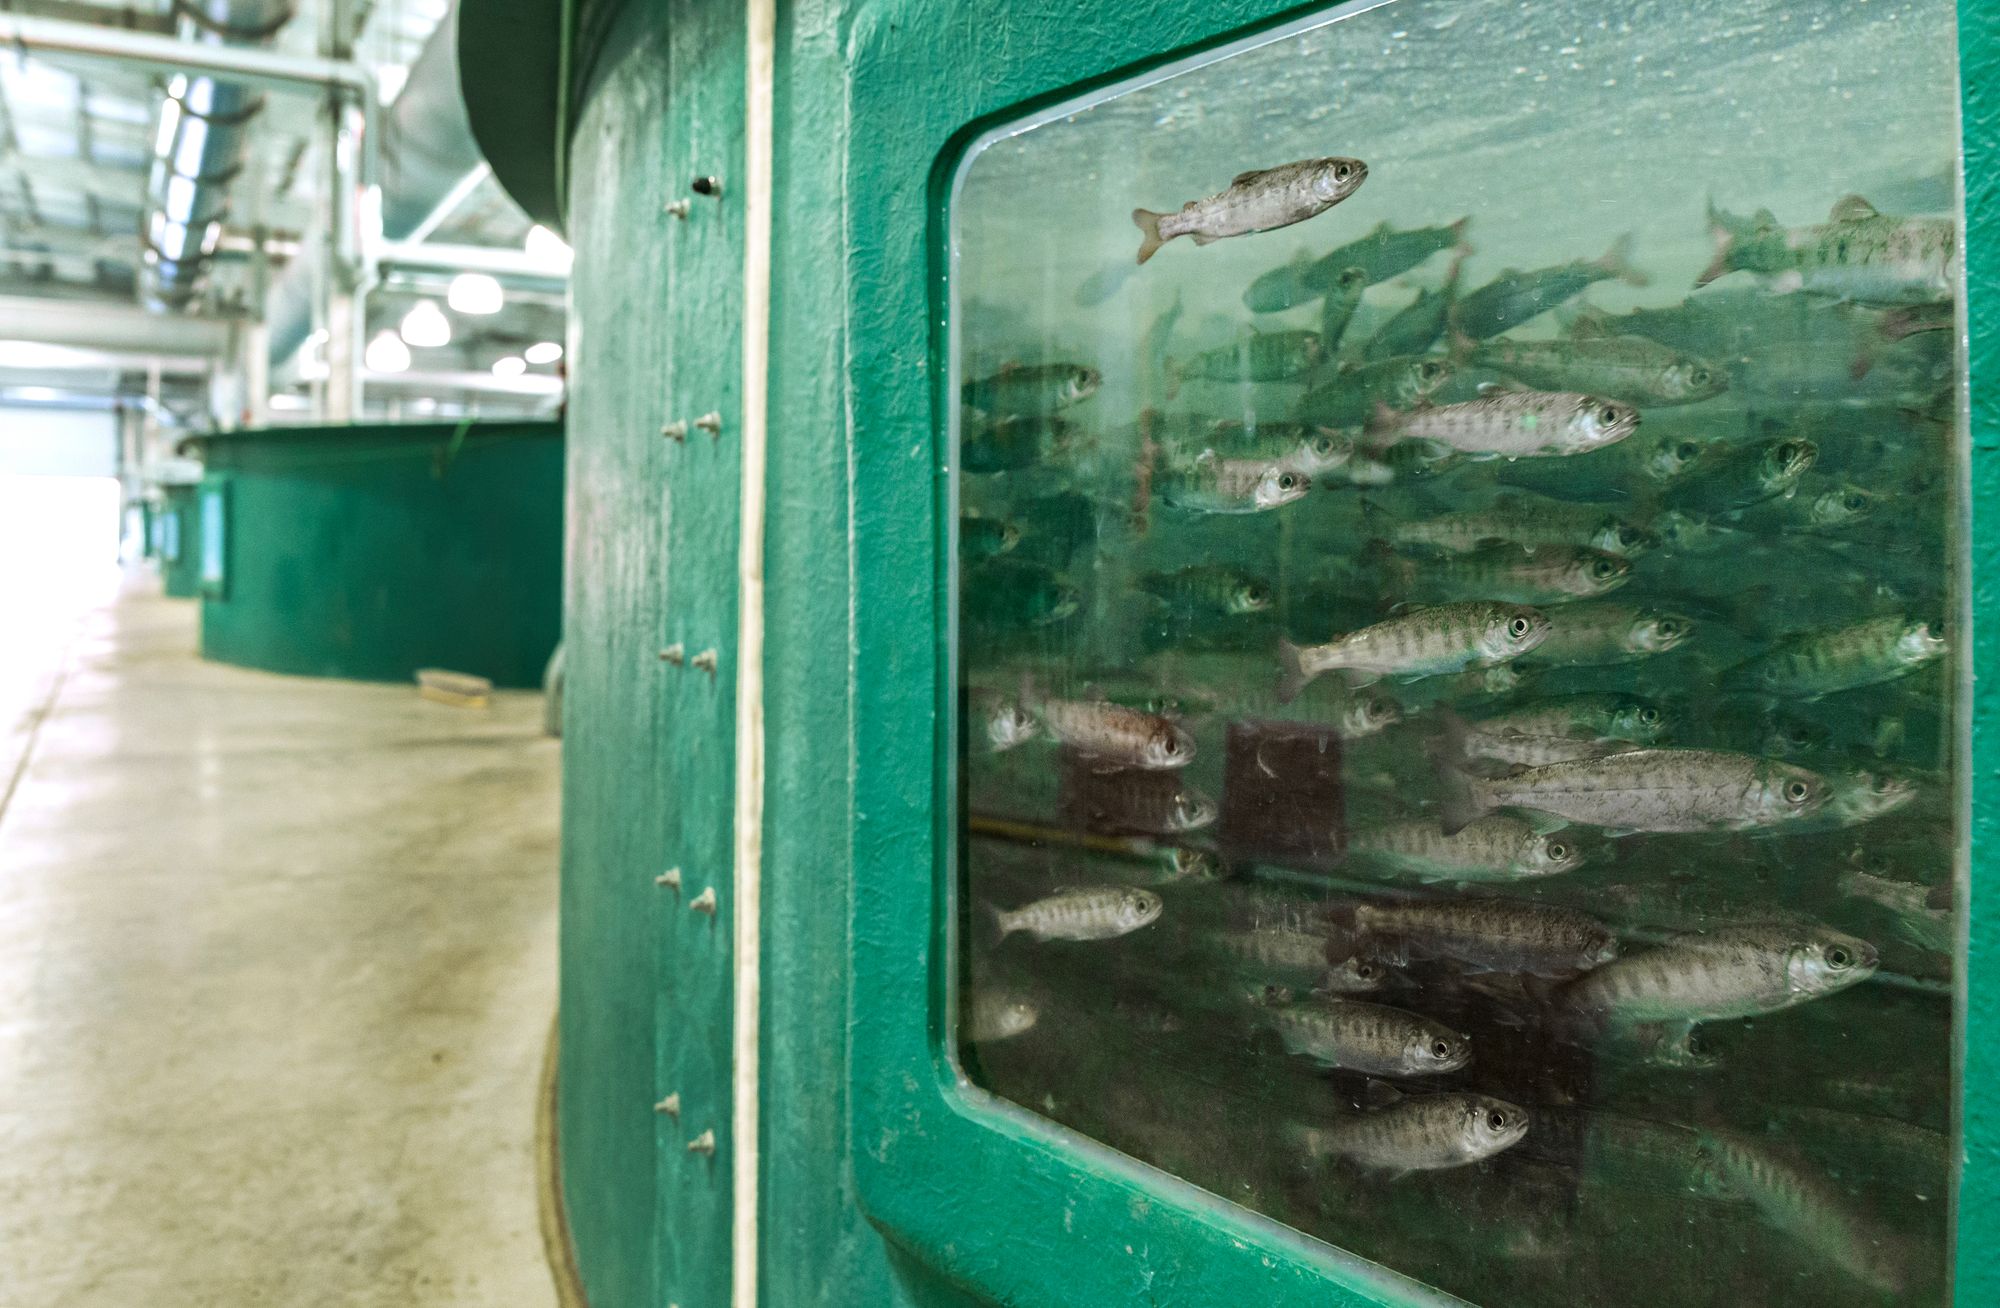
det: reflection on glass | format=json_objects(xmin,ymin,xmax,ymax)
[{"xmin": 951, "ymin": 1, "xmax": 1963, "ymax": 1304}]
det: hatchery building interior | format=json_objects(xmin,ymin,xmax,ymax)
[{"xmin": 0, "ymin": 0, "xmax": 1991, "ymax": 1305}]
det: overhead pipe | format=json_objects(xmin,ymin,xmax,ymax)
[
  {"xmin": 139, "ymin": 0, "xmax": 298, "ymax": 308},
  {"xmin": 266, "ymin": 5, "xmax": 492, "ymax": 371}
]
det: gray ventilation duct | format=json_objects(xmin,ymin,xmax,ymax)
[
  {"xmin": 140, "ymin": 0, "xmax": 294, "ymax": 309},
  {"xmin": 265, "ymin": 5, "xmax": 486, "ymax": 369}
]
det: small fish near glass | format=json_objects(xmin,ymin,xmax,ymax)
[{"xmin": 952, "ymin": 0, "xmax": 1964, "ymax": 1305}]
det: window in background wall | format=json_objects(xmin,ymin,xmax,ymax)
[
  {"xmin": 950, "ymin": 0, "xmax": 1963, "ymax": 1304},
  {"xmin": 199, "ymin": 482, "xmax": 228, "ymax": 599}
]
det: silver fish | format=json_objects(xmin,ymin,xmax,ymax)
[
  {"xmin": 1157, "ymin": 449, "xmax": 1311, "ymax": 515},
  {"xmin": 1335, "ymin": 897, "xmax": 1618, "ymax": 977},
  {"xmin": 1454, "ymin": 726, "xmax": 1638, "ymax": 768},
  {"xmin": 1268, "ymin": 998, "xmax": 1470, "ymax": 1076},
  {"xmin": 1024, "ymin": 688, "xmax": 1194, "ymax": 769},
  {"xmin": 992, "ymin": 886, "xmax": 1163, "ymax": 942},
  {"xmin": 1388, "ymin": 497, "xmax": 1658, "ymax": 558},
  {"xmin": 1784, "ymin": 768, "xmax": 1919, "ymax": 833},
  {"xmin": 966, "ymin": 990, "xmax": 1039, "ymax": 1042},
  {"xmin": 1840, "ymin": 867, "xmax": 1951, "ymax": 954},
  {"xmin": 1442, "ymin": 748, "xmax": 1829, "ymax": 835},
  {"xmin": 1278, "ymin": 601, "xmax": 1550, "ymax": 701},
  {"xmin": 1725, "ymin": 615, "xmax": 1945, "ymax": 699},
  {"xmin": 1472, "ymin": 694, "xmax": 1671, "ymax": 743},
  {"xmin": 1520, "ymin": 603, "xmax": 1694, "ymax": 668},
  {"xmin": 1133, "ymin": 156, "xmax": 1368, "ymax": 265},
  {"xmin": 1390, "ymin": 542, "xmax": 1632, "ymax": 605},
  {"xmin": 1699, "ymin": 194, "xmax": 1957, "ymax": 306},
  {"xmin": 1559, "ymin": 923, "xmax": 1876, "ymax": 1033},
  {"xmin": 1346, "ymin": 815, "xmax": 1584, "ymax": 882},
  {"xmin": 973, "ymin": 689, "xmax": 1038, "ymax": 751},
  {"xmin": 1454, "ymin": 328, "xmax": 1728, "ymax": 406},
  {"xmin": 1300, "ymin": 1094, "xmax": 1530, "ymax": 1175},
  {"xmin": 1698, "ymin": 1128, "xmax": 1917, "ymax": 1295},
  {"xmin": 1367, "ymin": 389, "xmax": 1641, "ymax": 460}
]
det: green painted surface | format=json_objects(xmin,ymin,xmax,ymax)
[
  {"xmin": 457, "ymin": 0, "xmax": 1995, "ymax": 1303},
  {"xmin": 158, "ymin": 483, "xmax": 203, "ymax": 600},
  {"xmin": 187, "ymin": 422, "xmax": 563, "ymax": 687},
  {"xmin": 1959, "ymin": 0, "xmax": 1995, "ymax": 1295},
  {"xmin": 557, "ymin": 0, "xmax": 746, "ymax": 1300}
]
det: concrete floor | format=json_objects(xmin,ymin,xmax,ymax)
[{"xmin": 0, "ymin": 575, "xmax": 562, "ymax": 1307}]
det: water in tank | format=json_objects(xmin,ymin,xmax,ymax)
[{"xmin": 949, "ymin": 1, "xmax": 1965, "ymax": 1303}]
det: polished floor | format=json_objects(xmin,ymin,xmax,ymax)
[{"xmin": 0, "ymin": 574, "xmax": 561, "ymax": 1306}]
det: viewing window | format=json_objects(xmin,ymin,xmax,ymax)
[
  {"xmin": 199, "ymin": 483, "xmax": 228, "ymax": 599},
  {"xmin": 950, "ymin": 1, "xmax": 1964, "ymax": 1303}
]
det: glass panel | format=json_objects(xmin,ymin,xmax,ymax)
[
  {"xmin": 199, "ymin": 486, "xmax": 226, "ymax": 593},
  {"xmin": 950, "ymin": 2, "xmax": 1964, "ymax": 1305}
]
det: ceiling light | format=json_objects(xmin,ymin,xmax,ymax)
[
  {"xmin": 524, "ymin": 225, "xmax": 572, "ymax": 265},
  {"xmin": 12, "ymin": 386, "xmax": 61, "ymax": 403},
  {"xmin": 400, "ymin": 300, "xmax": 452, "ymax": 348},
  {"xmin": 269, "ymin": 393, "xmax": 310, "ymax": 412},
  {"xmin": 365, "ymin": 331, "xmax": 411, "ymax": 374},
  {"xmin": 447, "ymin": 273, "xmax": 503, "ymax": 315},
  {"xmin": 524, "ymin": 341, "xmax": 563, "ymax": 365},
  {"xmin": 491, "ymin": 356, "xmax": 526, "ymax": 378}
]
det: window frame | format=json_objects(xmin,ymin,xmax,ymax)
[{"xmin": 846, "ymin": 2, "xmax": 1999, "ymax": 1305}]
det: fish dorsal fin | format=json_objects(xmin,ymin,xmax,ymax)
[
  {"xmin": 1359, "ymin": 1078, "xmax": 1404, "ymax": 1110},
  {"xmin": 1830, "ymin": 195, "xmax": 1880, "ymax": 223},
  {"xmin": 1477, "ymin": 380, "xmax": 1526, "ymax": 396},
  {"xmin": 1232, "ymin": 167, "xmax": 1273, "ymax": 187},
  {"xmin": 1566, "ymin": 307, "xmax": 1612, "ymax": 339}
]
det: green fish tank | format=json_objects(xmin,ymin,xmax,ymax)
[{"xmin": 952, "ymin": 1, "xmax": 1966, "ymax": 1305}]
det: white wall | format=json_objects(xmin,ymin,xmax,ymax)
[{"xmin": 0, "ymin": 406, "xmax": 118, "ymax": 479}]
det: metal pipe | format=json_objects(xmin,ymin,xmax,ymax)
[
  {"xmin": 0, "ymin": 293, "xmax": 233, "ymax": 354},
  {"xmin": 0, "ymin": 12, "xmax": 369, "ymax": 92},
  {"xmin": 375, "ymin": 241, "xmax": 571, "ymax": 284}
]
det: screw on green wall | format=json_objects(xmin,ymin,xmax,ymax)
[{"xmin": 185, "ymin": 422, "xmax": 563, "ymax": 688}]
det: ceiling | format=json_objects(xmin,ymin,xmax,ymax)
[{"xmin": 0, "ymin": 0, "xmax": 565, "ymax": 421}]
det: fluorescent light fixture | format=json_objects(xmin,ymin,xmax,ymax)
[
  {"xmin": 11, "ymin": 386, "xmax": 62, "ymax": 402},
  {"xmin": 163, "ymin": 174, "xmax": 198, "ymax": 225},
  {"xmin": 171, "ymin": 117, "xmax": 210, "ymax": 181},
  {"xmin": 447, "ymin": 273, "xmax": 504, "ymax": 315},
  {"xmin": 364, "ymin": 331, "xmax": 411, "ymax": 374},
  {"xmin": 153, "ymin": 96, "xmax": 182, "ymax": 157},
  {"xmin": 524, "ymin": 341, "xmax": 563, "ymax": 365},
  {"xmin": 399, "ymin": 300, "xmax": 452, "ymax": 348},
  {"xmin": 269, "ymin": 393, "xmax": 310, "ymax": 412},
  {"xmin": 375, "ymin": 65, "xmax": 409, "ymax": 105},
  {"xmin": 0, "ymin": 340, "xmax": 98, "ymax": 369},
  {"xmin": 523, "ymin": 225, "xmax": 572, "ymax": 265},
  {"xmin": 491, "ymin": 356, "xmax": 527, "ymax": 378}
]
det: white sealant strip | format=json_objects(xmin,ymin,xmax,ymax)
[{"xmin": 732, "ymin": 0, "xmax": 774, "ymax": 1300}]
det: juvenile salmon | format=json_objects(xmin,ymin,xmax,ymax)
[{"xmin": 1134, "ymin": 157, "xmax": 1367, "ymax": 265}]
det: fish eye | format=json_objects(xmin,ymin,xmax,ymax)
[
  {"xmin": 1619, "ymin": 527, "xmax": 1645, "ymax": 547},
  {"xmin": 1922, "ymin": 621, "xmax": 1942, "ymax": 639},
  {"xmin": 1277, "ymin": 473, "xmax": 1299, "ymax": 491},
  {"xmin": 1827, "ymin": 946, "xmax": 1853, "ymax": 969},
  {"xmin": 1676, "ymin": 441, "xmax": 1700, "ymax": 460},
  {"xmin": 1334, "ymin": 163, "xmax": 1353, "ymax": 180},
  {"xmin": 1844, "ymin": 493, "xmax": 1867, "ymax": 511},
  {"xmin": 1657, "ymin": 619, "xmax": 1684, "ymax": 637},
  {"xmin": 1355, "ymin": 962, "xmax": 1379, "ymax": 980},
  {"xmin": 1690, "ymin": 368, "xmax": 1712, "ymax": 387},
  {"xmin": 1508, "ymin": 616, "xmax": 1531, "ymax": 638},
  {"xmin": 1600, "ymin": 406, "xmax": 1621, "ymax": 425},
  {"xmin": 1785, "ymin": 780, "xmax": 1811, "ymax": 803},
  {"xmin": 1487, "ymin": 1110, "xmax": 1508, "ymax": 1131},
  {"xmin": 1422, "ymin": 361, "xmax": 1445, "ymax": 380},
  {"xmin": 1592, "ymin": 558, "xmax": 1617, "ymax": 578},
  {"xmin": 1547, "ymin": 842, "xmax": 1568, "ymax": 860},
  {"xmin": 1244, "ymin": 584, "xmax": 1270, "ymax": 605},
  {"xmin": 1161, "ymin": 736, "xmax": 1180, "ymax": 755},
  {"xmin": 1639, "ymin": 707, "xmax": 1661, "ymax": 725},
  {"xmin": 1431, "ymin": 1039, "xmax": 1451, "ymax": 1059}
]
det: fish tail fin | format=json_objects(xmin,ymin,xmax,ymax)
[
  {"xmin": 983, "ymin": 902, "xmax": 1018, "ymax": 941},
  {"xmin": 1696, "ymin": 207, "xmax": 1735, "ymax": 287},
  {"xmin": 1450, "ymin": 215, "xmax": 1473, "ymax": 258},
  {"xmin": 1133, "ymin": 209, "xmax": 1168, "ymax": 265},
  {"xmin": 1321, "ymin": 902, "xmax": 1360, "ymax": 964},
  {"xmin": 1600, "ymin": 231, "xmax": 1648, "ymax": 287},
  {"xmin": 1361, "ymin": 399, "xmax": 1402, "ymax": 449},
  {"xmin": 1429, "ymin": 718, "xmax": 1489, "ymax": 836},
  {"xmin": 1276, "ymin": 637, "xmax": 1315, "ymax": 705}
]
